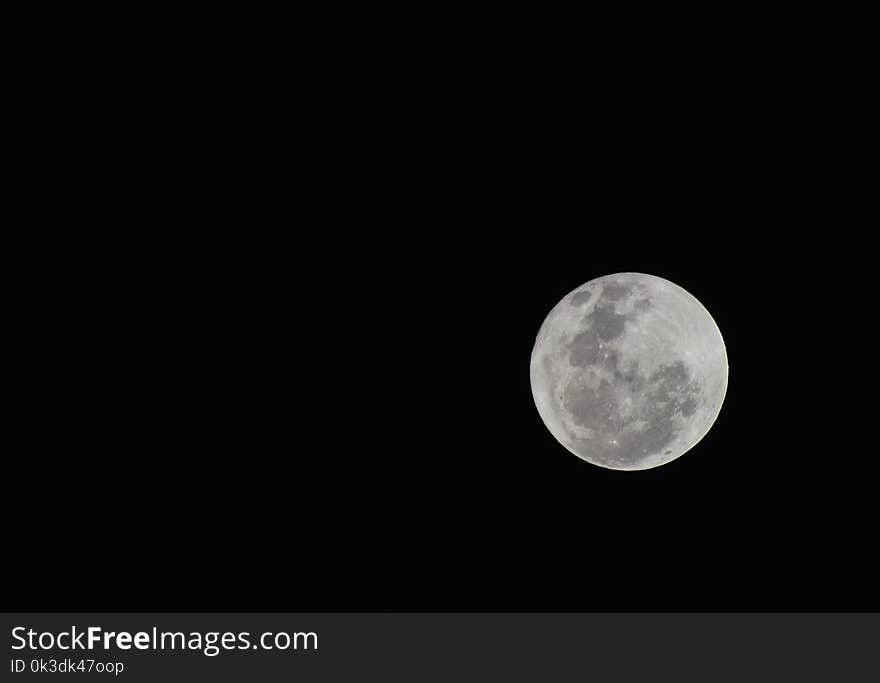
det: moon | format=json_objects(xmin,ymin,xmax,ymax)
[{"xmin": 530, "ymin": 273, "xmax": 728, "ymax": 470}]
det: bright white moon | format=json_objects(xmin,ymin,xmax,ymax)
[{"xmin": 530, "ymin": 273, "xmax": 728, "ymax": 470}]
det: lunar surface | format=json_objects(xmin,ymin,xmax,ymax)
[{"xmin": 530, "ymin": 273, "xmax": 727, "ymax": 470}]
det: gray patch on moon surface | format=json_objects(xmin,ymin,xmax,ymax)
[
  {"xmin": 530, "ymin": 273, "xmax": 727, "ymax": 471},
  {"xmin": 599, "ymin": 282, "xmax": 632, "ymax": 301},
  {"xmin": 569, "ymin": 290, "xmax": 592, "ymax": 306},
  {"xmin": 588, "ymin": 302, "xmax": 631, "ymax": 342}
]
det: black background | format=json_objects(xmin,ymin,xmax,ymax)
[{"xmin": 5, "ymin": 24, "xmax": 875, "ymax": 612}]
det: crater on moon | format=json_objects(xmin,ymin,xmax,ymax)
[{"xmin": 530, "ymin": 273, "xmax": 727, "ymax": 470}]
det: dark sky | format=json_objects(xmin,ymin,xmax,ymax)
[
  {"xmin": 5, "ymin": 56, "xmax": 873, "ymax": 612},
  {"xmin": 10, "ymin": 217, "xmax": 873, "ymax": 612}
]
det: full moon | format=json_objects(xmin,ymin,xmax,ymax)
[{"xmin": 530, "ymin": 273, "xmax": 728, "ymax": 470}]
